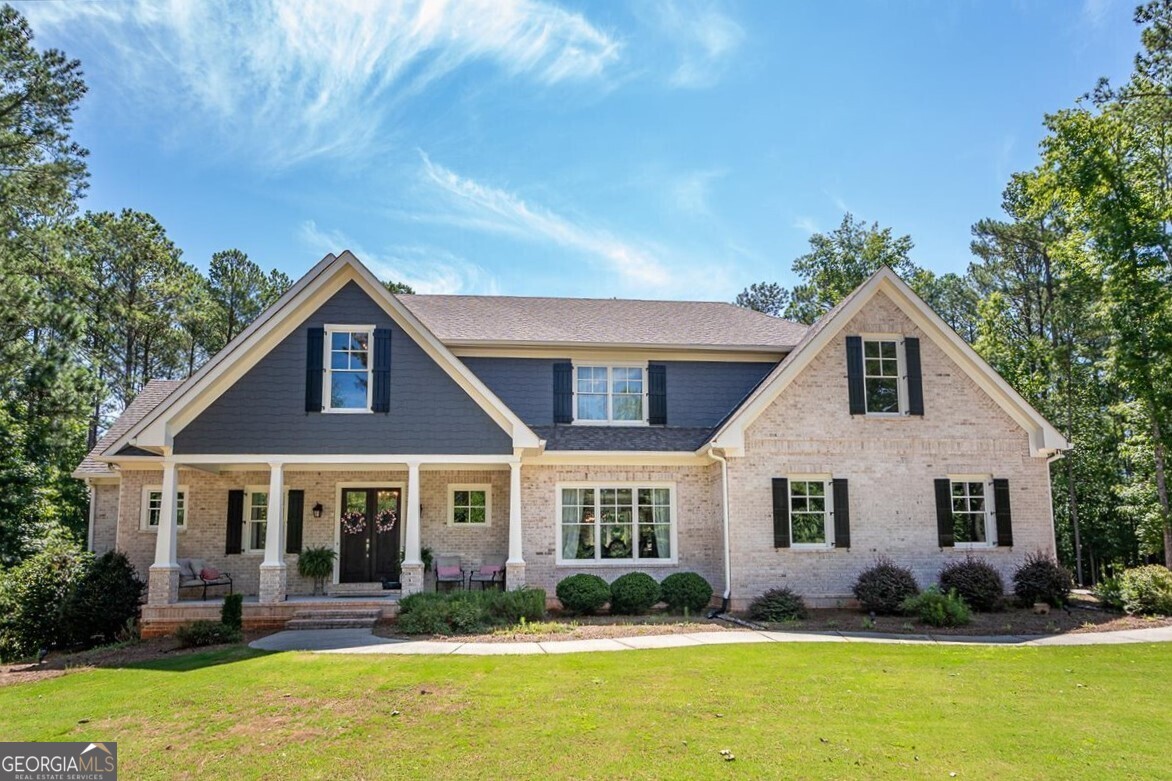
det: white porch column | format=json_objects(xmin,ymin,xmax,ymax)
[
  {"xmin": 505, "ymin": 459, "xmax": 526, "ymax": 589},
  {"xmin": 258, "ymin": 461, "xmax": 286, "ymax": 603},
  {"xmin": 147, "ymin": 462, "xmax": 180, "ymax": 605},
  {"xmin": 401, "ymin": 461, "xmax": 424, "ymax": 594}
]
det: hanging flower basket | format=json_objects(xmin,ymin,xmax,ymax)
[
  {"xmin": 374, "ymin": 508, "xmax": 398, "ymax": 534},
  {"xmin": 340, "ymin": 510, "xmax": 366, "ymax": 535}
]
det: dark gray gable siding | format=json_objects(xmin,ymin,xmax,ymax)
[
  {"xmin": 173, "ymin": 282, "xmax": 512, "ymax": 455},
  {"xmin": 662, "ymin": 361, "xmax": 775, "ymax": 427},
  {"xmin": 460, "ymin": 357, "xmax": 565, "ymax": 426}
]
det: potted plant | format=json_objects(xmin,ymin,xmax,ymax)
[{"xmin": 297, "ymin": 546, "xmax": 337, "ymax": 596}]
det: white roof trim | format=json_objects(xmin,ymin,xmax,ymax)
[
  {"xmin": 704, "ymin": 267, "xmax": 1069, "ymax": 458},
  {"xmin": 104, "ymin": 252, "xmax": 540, "ymax": 454}
]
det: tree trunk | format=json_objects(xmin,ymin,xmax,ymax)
[
  {"xmin": 1153, "ymin": 418, "xmax": 1172, "ymax": 569},
  {"xmin": 1066, "ymin": 456, "xmax": 1084, "ymax": 585}
]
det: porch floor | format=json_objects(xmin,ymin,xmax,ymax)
[{"xmin": 173, "ymin": 594, "xmax": 402, "ymax": 607}]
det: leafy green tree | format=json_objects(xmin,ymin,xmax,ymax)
[
  {"xmin": 383, "ymin": 279, "xmax": 415, "ymax": 295},
  {"xmin": 734, "ymin": 282, "xmax": 788, "ymax": 316}
]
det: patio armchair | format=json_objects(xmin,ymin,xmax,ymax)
[
  {"xmin": 177, "ymin": 558, "xmax": 233, "ymax": 600},
  {"xmin": 468, "ymin": 555, "xmax": 506, "ymax": 590},
  {"xmin": 434, "ymin": 555, "xmax": 465, "ymax": 592}
]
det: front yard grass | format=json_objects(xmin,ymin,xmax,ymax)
[{"xmin": 1, "ymin": 642, "xmax": 1169, "ymax": 779}]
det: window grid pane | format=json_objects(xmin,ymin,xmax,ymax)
[
  {"xmin": 452, "ymin": 490, "xmax": 487, "ymax": 524},
  {"xmin": 863, "ymin": 339, "xmax": 900, "ymax": 413},
  {"xmin": 790, "ymin": 480, "xmax": 828, "ymax": 544},
  {"xmin": 951, "ymin": 480, "xmax": 988, "ymax": 543},
  {"xmin": 327, "ymin": 330, "xmax": 371, "ymax": 409},
  {"xmin": 575, "ymin": 366, "xmax": 644, "ymax": 422},
  {"xmin": 560, "ymin": 486, "xmax": 671, "ymax": 561}
]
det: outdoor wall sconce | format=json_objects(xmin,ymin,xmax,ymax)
[{"xmin": 312, "ymin": 502, "xmax": 323, "ymax": 518}]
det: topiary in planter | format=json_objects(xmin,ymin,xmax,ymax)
[
  {"xmin": 298, "ymin": 546, "xmax": 337, "ymax": 595},
  {"xmin": 608, "ymin": 572, "xmax": 661, "ymax": 615},
  {"xmin": 1012, "ymin": 551, "xmax": 1073, "ymax": 607},
  {"xmin": 555, "ymin": 574, "xmax": 611, "ymax": 615},
  {"xmin": 748, "ymin": 587, "xmax": 808, "ymax": 622},
  {"xmin": 660, "ymin": 572, "xmax": 713, "ymax": 614},
  {"xmin": 1118, "ymin": 565, "xmax": 1172, "ymax": 616},
  {"xmin": 939, "ymin": 557, "xmax": 1005, "ymax": 612},
  {"xmin": 852, "ymin": 557, "xmax": 920, "ymax": 615}
]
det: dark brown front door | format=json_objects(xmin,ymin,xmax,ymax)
[{"xmin": 339, "ymin": 487, "xmax": 401, "ymax": 583}]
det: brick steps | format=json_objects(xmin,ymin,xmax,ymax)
[
  {"xmin": 285, "ymin": 607, "xmax": 382, "ymax": 631},
  {"xmin": 328, "ymin": 582, "xmax": 396, "ymax": 598}
]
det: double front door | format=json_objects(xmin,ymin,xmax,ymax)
[{"xmin": 339, "ymin": 487, "xmax": 401, "ymax": 584}]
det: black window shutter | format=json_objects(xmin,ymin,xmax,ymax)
[
  {"xmin": 286, "ymin": 489, "xmax": 304, "ymax": 554},
  {"xmin": 553, "ymin": 362, "xmax": 573, "ymax": 424},
  {"xmin": 225, "ymin": 489, "xmax": 244, "ymax": 555},
  {"xmin": 904, "ymin": 337, "xmax": 924, "ymax": 416},
  {"xmin": 772, "ymin": 478, "xmax": 790, "ymax": 548},
  {"xmin": 648, "ymin": 364, "xmax": 667, "ymax": 425},
  {"xmin": 845, "ymin": 336, "xmax": 865, "ymax": 415},
  {"xmin": 833, "ymin": 478, "xmax": 851, "ymax": 548},
  {"xmin": 993, "ymin": 478, "xmax": 1013, "ymax": 547},
  {"xmin": 372, "ymin": 327, "xmax": 391, "ymax": 413},
  {"xmin": 934, "ymin": 478, "xmax": 955, "ymax": 547},
  {"xmin": 305, "ymin": 327, "xmax": 324, "ymax": 412}
]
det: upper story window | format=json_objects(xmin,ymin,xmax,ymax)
[
  {"xmin": 574, "ymin": 364, "xmax": 646, "ymax": 424},
  {"xmin": 141, "ymin": 486, "xmax": 188, "ymax": 530},
  {"xmin": 324, "ymin": 326, "xmax": 372, "ymax": 412},
  {"xmin": 863, "ymin": 338, "xmax": 901, "ymax": 413}
]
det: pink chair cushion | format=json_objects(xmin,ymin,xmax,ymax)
[
  {"xmin": 479, "ymin": 565, "xmax": 501, "ymax": 576},
  {"xmin": 437, "ymin": 566, "xmax": 462, "ymax": 578},
  {"xmin": 199, "ymin": 567, "xmax": 221, "ymax": 580}
]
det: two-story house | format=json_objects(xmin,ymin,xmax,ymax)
[{"xmin": 75, "ymin": 252, "xmax": 1067, "ymax": 634}]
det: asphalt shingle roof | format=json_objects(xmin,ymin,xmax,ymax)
[
  {"xmin": 398, "ymin": 294, "xmax": 807, "ymax": 349},
  {"xmin": 74, "ymin": 379, "xmax": 184, "ymax": 476},
  {"xmin": 531, "ymin": 425, "xmax": 715, "ymax": 452}
]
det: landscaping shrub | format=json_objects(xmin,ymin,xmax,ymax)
[
  {"xmin": 852, "ymin": 557, "xmax": 920, "ymax": 615},
  {"xmin": 397, "ymin": 588, "xmax": 546, "ymax": 635},
  {"xmin": 1118, "ymin": 565, "xmax": 1172, "ymax": 616},
  {"xmin": 748, "ymin": 587, "xmax": 808, "ymax": 622},
  {"xmin": 555, "ymin": 573, "xmax": 611, "ymax": 615},
  {"xmin": 221, "ymin": 592, "xmax": 244, "ymax": 631},
  {"xmin": 0, "ymin": 539, "xmax": 91, "ymax": 661},
  {"xmin": 608, "ymin": 572, "xmax": 661, "ymax": 615},
  {"xmin": 1093, "ymin": 575, "xmax": 1124, "ymax": 611},
  {"xmin": 175, "ymin": 620, "xmax": 242, "ymax": 648},
  {"xmin": 58, "ymin": 550, "xmax": 144, "ymax": 648},
  {"xmin": 938, "ymin": 557, "xmax": 1005, "ymax": 612},
  {"xmin": 900, "ymin": 587, "xmax": 971, "ymax": 627},
  {"xmin": 1012, "ymin": 551, "xmax": 1073, "ymax": 607},
  {"xmin": 660, "ymin": 572, "xmax": 713, "ymax": 614}
]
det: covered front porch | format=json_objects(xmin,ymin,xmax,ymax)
[{"xmin": 143, "ymin": 454, "xmax": 525, "ymax": 608}]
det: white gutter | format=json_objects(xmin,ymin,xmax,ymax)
[{"xmin": 707, "ymin": 447, "xmax": 733, "ymax": 611}]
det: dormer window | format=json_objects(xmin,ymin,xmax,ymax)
[
  {"xmin": 324, "ymin": 326, "xmax": 373, "ymax": 413},
  {"xmin": 573, "ymin": 363, "xmax": 647, "ymax": 425}
]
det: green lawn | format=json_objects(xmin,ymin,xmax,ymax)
[{"xmin": 2, "ymin": 643, "xmax": 1170, "ymax": 780}]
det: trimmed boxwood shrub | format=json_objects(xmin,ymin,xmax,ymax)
[
  {"xmin": 0, "ymin": 539, "xmax": 91, "ymax": 661},
  {"xmin": 1012, "ymin": 551, "xmax": 1073, "ymax": 607},
  {"xmin": 556, "ymin": 573, "xmax": 611, "ymax": 615},
  {"xmin": 397, "ymin": 588, "xmax": 546, "ymax": 635},
  {"xmin": 852, "ymin": 557, "xmax": 920, "ymax": 615},
  {"xmin": 608, "ymin": 572, "xmax": 661, "ymax": 615},
  {"xmin": 660, "ymin": 572, "xmax": 713, "ymax": 614},
  {"xmin": 175, "ymin": 620, "xmax": 242, "ymax": 648},
  {"xmin": 901, "ymin": 587, "xmax": 971, "ymax": 627},
  {"xmin": 748, "ymin": 587, "xmax": 807, "ymax": 622},
  {"xmin": 1118, "ymin": 565, "xmax": 1172, "ymax": 616},
  {"xmin": 938, "ymin": 557, "xmax": 1005, "ymax": 612},
  {"xmin": 221, "ymin": 592, "xmax": 244, "ymax": 631}
]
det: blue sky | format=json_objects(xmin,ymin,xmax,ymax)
[{"xmin": 21, "ymin": 0, "xmax": 1137, "ymax": 300}]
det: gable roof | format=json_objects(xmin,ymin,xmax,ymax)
[
  {"xmin": 398, "ymin": 294, "xmax": 807, "ymax": 351},
  {"xmin": 99, "ymin": 252, "xmax": 541, "ymax": 457},
  {"xmin": 704, "ymin": 267, "xmax": 1069, "ymax": 458},
  {"xmin": 73, "ymin": 379, "xmax": 184, "ymax": 478}
]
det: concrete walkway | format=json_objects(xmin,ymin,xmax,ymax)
[{"xmin": 249, "ymin": 624, "xmax": 1172, "ymax": 655}]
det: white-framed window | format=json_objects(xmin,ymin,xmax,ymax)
[
  {"xmin": 140, "ymin": 486, "xmax": 188, "ymax": 530},
  {"xmin": 862, "ymin": 337, "xmax": 905, "ymax": 414},
  {"xmin": 324, "ymin": 325, "xmax": 373, "ymax": 413},
  {"xmin": 950, "ymin": 476, "xmax": 996, "ymax": 547},
  {"xmin": 556, "ymin": 483, "xmax": 675, "ymax": 564},
  {"xmin": 788, "ymin": 476, "xmax": 833, "ymax": 548},
  {"xmin": 449, "ymin": 485, "xmax": 491, "ymax": 526},
  {"xmin": 573, "ymin": 363, "xmax": 647, "ymax": 425},
  {"xmin": 245, "ymin": 488, "xmax": 269, "ymax": 553}
]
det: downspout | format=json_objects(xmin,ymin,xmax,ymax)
[{"xmin": 707, "ymin": 447, "xmax": 733, "ymax": 615}]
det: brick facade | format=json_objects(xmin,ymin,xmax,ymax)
[
  {"xmin": 724, "ymin": 290, "xmax": 1055, "ymax": 608},
  {"xmin": 90, "ymin": 482, "xmax": 119, "ymax": 554}
]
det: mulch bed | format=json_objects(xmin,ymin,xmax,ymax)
[{"xmin": 373, "ymin": 613, "xmax": 741, "ymax": 643}]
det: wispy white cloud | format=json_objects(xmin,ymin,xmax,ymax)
[
  {"xmin": 24, "ymin": 0, "xmax": 621, "ymax": 166},
  {"xmin": 298, "ymin": 220, "xmax": 501, "ymax": 295},
  {"xmin": 1080, "ymin": 0, "xmax": 1117, "ymax": 28},
  {"xmin": 670, "ymin": 168, "xmax": 727, "ymax": 216},
  {"xmin": 793, "ymin": 216, "xmax": 818, "ymax": 234},
  {"xmin": 650, "ymin": 0, "xmax": 745, "ymax": 89},
  {"xmin": 417, "ymin": 152, "xmax": 674, "ymax": 289}
]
